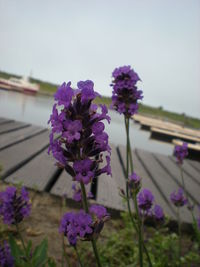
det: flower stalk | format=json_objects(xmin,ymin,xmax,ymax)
[
  {"xmin": 80, "ymin": 182, "xmax": 102, "ymax": 267},
  {"xmin": 125, "ymin": 116, "xmax": 144, "ymax": 267}
]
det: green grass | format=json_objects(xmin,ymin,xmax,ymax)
[{"xmin": 0, "ymin": 70, "xmax": 200, "ymax": 129}]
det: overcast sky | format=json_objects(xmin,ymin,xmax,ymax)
[{"xmin": 0, "ymin": 0, "xmax": 200, "ymax": 118}]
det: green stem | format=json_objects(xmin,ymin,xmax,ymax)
[
  {"xmin": 74, "ymin": 246, "xmax": 84, "ymax": 267},
  {"xmin": 80, "ymin": 182, "xmax": 102, "ymax": 267},
  {"xmin": 15, "ymin": 224, "xmax": 27, "ymax": 259},
  {"xmin": 80, "ymin": 181, "xmax": 89, "ymax": 213},
  {"xmin": 62, "ymin": 236, "xmax": 71, "ymax": 267},
  {"xmin": 177, "ymin": 207, "xmax": 181, "ymax": 265},
  {"xmin": 125, "ymin": 117, "xmax": 153, "ymax": 267},
  {"xmin": 124, "ymin": 116, "xmax": 143, "ymax": 267},
  {"xmin": 179, "ymin": 166, "xmax": 200, "ymax": 246}
]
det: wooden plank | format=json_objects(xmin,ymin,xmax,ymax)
[
  {"xmin": 96, "ymin": 145, "xmax": 126, "ymax": 211},
  {"xmin": 0, "ymin": 118, "xmax": 14, "ymax": 125},
  {"xmin": 136, "ymin": 149, "xmax": 192, "ymax": 223},
  {"xmin": 153, "ymin": 153, "xmax": 200, "ymax": 207},
  {"xmin": 170, "ymin": 157, "xmax": 200, "ymax": 186},
  {"xmin": 51, "ymin": 168, "xmax": 91, "ymax": 201},
  {"xmin": 5, "ymin": 150, "xmax": 59, "ymax": 191},
  {"xmin": 50, "ymin": 171, "xmax": 78, "ymax": 200},
  {"xmin": 118, "ymin": 145, "xmax": 174, "ymax": 218},
  {"xmin": 172, "ymin": 139, "xmax": 200, "ymax": 152},
  {"xmin": 0, "ymin": 125, "xmax": 46, "ymax": 151},
  {"xmin": 187, "ymin": 159, "xmax": 200, "ymax": 172},
  {"xmin": 0, "ymin": 131, "xmax": 50, "ymax": 179},
  {"xmin": 151, "ymin": 127, "xmax": 200, "ymax": 143},
  {"xmin": 0, "ymin": 121, "xmax": 30, "ymax": 135},
  {"xmin": 134, "ymin": 114, "xmax": 200, "ymax": 138}
]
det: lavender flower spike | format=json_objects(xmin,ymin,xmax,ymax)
[
  {"xmin": 0, "ymin": 241, "xmax": 14, "ymax": 267},
  {"xmin": 174, "ymin": 142, "xmax": 188, "ymax": 164},
  {"xmin": 0, "ymin": 186, "xmax": 31, "ymax": 225},
  {"xmin": 89, "ymin": 204, "xmax": 109, "ymax": 220},
  {"xmin": 110, "ymin": 65, "xmax": 143, "ymax": 117},
  {"xmin": 137, "ymin": 188, "xmax": 154, "ymax": 211},
  {"xmin": 128, "ymin": 172, "xmax": 141, "ymax": 192},
  {"xmin": 48, "ymin": 79, "xmax": 112, "ymax": 179},
  {"xmin": 170, "ymin": 188, "xmax": 187, "ymax": 207},
  {"xmin": 59, "ymin": 211, "xmax": 93, "ymax": 246},
  {"xmin": 154, "ymin": 204, "xmax": 164, "ymax": 221}
]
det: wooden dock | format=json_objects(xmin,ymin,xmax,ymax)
[
  {"xmin": 0, "ymin": 118, "xmax": 200, "ymax": 224},
  {"xmin": 133, "ymin": 114, "xmax": 200, "ymax": 160}
]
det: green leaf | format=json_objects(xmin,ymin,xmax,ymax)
[
  {"xmin": 9, "ymin": 235, "xmax": 26, "ymax": 267},
  {"xmin": 32, "ymin": 239, "xmax": 48, "ymax": 267},
  {"xmin": 47, "ymin": 258, "xmax": 57, "ymax": 267}
]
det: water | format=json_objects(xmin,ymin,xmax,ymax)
[{"xmin": 0, "ymin": 90, "xmax": 173, "ymax": 155}]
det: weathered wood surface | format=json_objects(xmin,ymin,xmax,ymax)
[
  {"xmin": 0, "ymin": 125, "xmax": 46, "ymax": 151},
  {"xmin": 0, "ymin": 130, "xmax": 49, "ymax": 179},
  {"xmin": 170, "ymin": 157, "xmax": 200, "ymax": 186},
  {"xmin": 0, "ymin": 118, "xmax": 14, "ymax": 125},
  {"xmin": 154, "ymin": 154, "xmax": 200, "ymax": 205},
  {"xmin": 136, "ymin": 149, "xmax": 193, "ymax": 223},
  {"xmin": 151, "ymin": 127, "xmax": 200, "ymax": 143},
  {"xmin": 134, "ymin": 114, "xmax": 200, "ymax": 138},
  {"xmin": 50, "ymin": 171, "xmax": 75, "ymax": 199},
  {"xmin": 187, "ymin": 159, "xmax": 200, "ymax": 172},
  {"xmin": 118, "ymin": 145, "xmax": 175, "ymax": 219},
  {"xmin": 96, "ymin": 145, "xmax": 126, "ymax": 211},
  {"xmin": 5, "ymin": 150, "xmax": 59, "ymax": 191},
  {"xmin": 0, "ymin": 117, "xmax": 200, "ymax": 223},
  {"xmin": 0, "ymin": 120, "xmax": 30, "ymax": 135}
]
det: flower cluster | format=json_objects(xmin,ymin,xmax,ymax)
[
  {"xmin": 138, "ymin": 189, "xmax": 164, "ymax": 221},
  {"xmin": 170, "ymin": 188, "xmax": 187, "ymax": 207},
  {"xmin": 48, "ymin": 80, "xmax": 111, "ymax": 184},
  {"xmin": 59, "ymin": 206, "xmax": 109, "ymax": 246},
  {"xmin": 89, "ymin": 204, "xmax": 109, "ymax": 220},
  {"xmin": 174, "ymin": 142, "xmax": 188, "ymax": 164},
  {"xmin": 0, "ymin": 242, "xmax": 14, "ymax": 267},
  {"xmin": 110, "ymin": 65, "xmax": 143, "ymax": 117},
  {"xmin": 138, "ymin": 188, "xmax": 154, "ymax": 211},
  {"xmin": 0, "ymin": 186, "xmax": 31, "ymax": 225},
  {"xmin": 128, "ymin": 172, "xmax": 141, "ymax": 193}
]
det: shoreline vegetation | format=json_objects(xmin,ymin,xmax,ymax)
[{"xmin": 0, "ymin": 70, "xmax": 200, "ymax": 129}]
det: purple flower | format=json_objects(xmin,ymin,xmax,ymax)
[
  {"xmin": 59, "ymin": 211, "xmax": 93, "ymax": 246},
  {"xmin": 48, "ymin": 79, "xmax": 111, "ymax": 180},
  {"xmin": 77, "ymin": 80, "xmax": 100, "ymax": 103},
  {"xmin": 110, "ymin": 66, "xmax": 143, "ymax": 117},
  {"xmin": 54, "ymin": 82, "xmax": 74, "ymax": 108},
  {"xmin": 0, "ymin": 186, "xmax": 31, "ymax": 225},
  {"xmin": 98, "ymin": 155, "xmax": 112, "ymax": 176},
  {"xmin": 137, "ymin": 189, "xmax": 154, "ymax": 211},
  {"xmin": 128, "ymin": 172, "xmax": 141, "ymax": 192},
  {"xmin": 48, "ymin": 104, "xmax": 64, "ymax": 134},
  {"xmin": 89, "ymin": 204, "xmax": 109, "ymax": 220},
  {"xmin": 174, "ymin": 142, "xmax": 188, "ymax": 164},
  {"xmin": 73, "ymin": 158, "xmax": 94, "ymax": 184},
  {"xmin": 170, "ymin": 188, "xmax": 187, "ymax": 207},
  {"xmin": 48, "ymin": 134, "xmax": 66, "ymax": 166},
  {"xmin": 62, "ymin": 120, "xmax": 82, "ymax": 143},
  {"xmin": 92, "ymin": 122, "xmax": 105, "ymax": 135},
  {"xmin": 0, "ymin": 241, "xmax": 14, "ymax": 267},
  {"xmin": 154, "ymin": 204, "xmax": 164, "ymax": 221}
]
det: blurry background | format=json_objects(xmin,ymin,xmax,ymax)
[{"xmin": 0, "ymin": 0, "xmax": 200, "ymax": 118}]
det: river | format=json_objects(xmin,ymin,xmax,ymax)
[{"xmin": 0, "ymin": 90, "xmax": 173, "ymax": 155}]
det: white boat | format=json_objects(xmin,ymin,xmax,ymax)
[{"xmin": 0, "ymin": 76, "xmax": 39, "ymax": 94}]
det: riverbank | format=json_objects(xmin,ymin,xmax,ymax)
[{"xmin": 1, "ymin": 70, "xmax": 200, "ymax": 129}]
